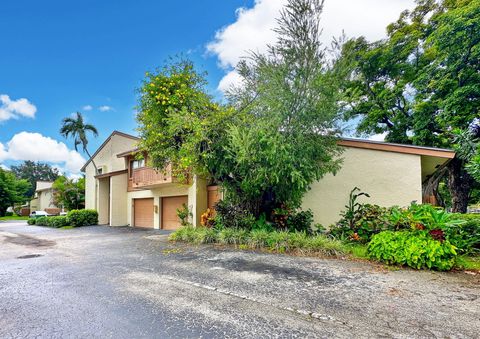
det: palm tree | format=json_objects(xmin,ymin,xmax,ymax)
[{"xmin": 60, "ymin": 112, "xmax": 99, "ymax": 174}]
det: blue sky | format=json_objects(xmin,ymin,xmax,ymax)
[{"xmin": 0, "ymin": 0, "xmax": 415, "ymax": 176}]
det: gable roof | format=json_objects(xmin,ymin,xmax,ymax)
[
  {"xmin": 80, "ymin": 131, "xmax": 139, "ymax": 172},
  {"xmin": 338, "ymin": 138, "xmax": 455, "ymax": 159}
]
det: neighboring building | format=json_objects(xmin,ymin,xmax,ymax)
[
  {"xmin": 30, "ymin": 181, "xmax": 61, "ymax": 214},
  {"xmin": 82, "ymin": 131, "xmax": 455, "ymax": 229}
]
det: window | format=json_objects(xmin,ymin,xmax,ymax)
[
  {"xmin": 130, "ymin": 158, "xmax": 145, "ymax": 173},
  {"xmin": 97, "ymin": 168, "xmax": 103, "ymax": 175}
]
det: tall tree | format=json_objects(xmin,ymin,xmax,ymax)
[
  {"xmin": 0, "ymin": 168, "xmax": 30, "ymax": 216},
  {"xmin": 11, "ymin": 161, "xmax": 59, "ymax": 197},
  {"xmin": 60, "ymin": 112, "xmax": 99, "ymax": 174},
  {"xmin": 338, "ymin": 0, "xmax": 480, "ymax": 212},
  {"xmin": 137, "ymin": 0, "xmax": 346, "ymax": 218},
  {"xmin": 224, "ymin": 0, "xmax": 344, "ymax": 214}
]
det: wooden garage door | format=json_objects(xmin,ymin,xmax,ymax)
[
  {"xmin": 207, "ymin": 186, "xmax": 220, "ymax": 209},
  {"xmin": 134, "ymin": 198, "xmax": 154, "ymax": 228},
  {"xmin": 162, "ymin": 196, "xmax": 188, "ymax": 230}
]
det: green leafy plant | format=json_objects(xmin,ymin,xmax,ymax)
[
  {"xmin": 368, "ymin": 231, "xmax": 457, "ymax": 271},
  {"xmin": 176, "ymin": 203, "xmax": 191, "ymax": 226},
  {"xmin": 215, "ymin": 200, "xmax": 255, "ymax": 230},
  {"xmin": 66, "ymin": 209, "xmax": 98, "ymax": 227},
  {"xmin": 443, "ymin": 219, "xmax": 480, "ymax": 255},
  {"xmin": 47, "ymin": 216, "xmax": 69, "ymax": 228},
  {"xmin": 35, "ymin": 216, "xmax": 49, "ymax": 226},
  {"xmin": 27, "ymin": 218, "xmax": 36, "ymax": 225}
]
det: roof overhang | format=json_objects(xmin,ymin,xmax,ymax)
[
  {"xmin": 94, "ymin": 169, "xmax": 128, "ymax": 179},
  {"xmin": 338, "ymin": 138, "xmax": 455, "ymax": 159},
  {"xmin": 117, "ymin": 148, "xmax": 141, "ymax": 158}
]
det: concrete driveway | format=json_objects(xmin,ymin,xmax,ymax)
[{"xmin": 0, "ymin": 221, "xmax": 479, "ymax": 338}]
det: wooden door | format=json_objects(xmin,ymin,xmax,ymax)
[
  {"xmin": 134, "ymin": 198, "xmax": 154, "ymax": 228},
  {"xmin": 162, "ymin": 196, "xmax": 188, "ymax": 230}
]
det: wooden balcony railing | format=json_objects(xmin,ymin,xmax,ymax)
[{"xmin": 129, "ymin": 164, "xmax": 174, "ymax": 190}]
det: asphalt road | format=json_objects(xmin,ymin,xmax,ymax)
[{"xmin": 0, "ymin": 221, "xmax": 479, "ymax": 338}]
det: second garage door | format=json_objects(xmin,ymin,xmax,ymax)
[
  {"xmin": 162, "ymin": 196, "xmax": 188, "ymax": 230},
  {"xmin": 134, "ymin": 198, "xmax": 154, "ymax": 228}
]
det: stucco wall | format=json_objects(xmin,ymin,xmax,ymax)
[
  {"xmin": 301, "ymin": 147, "xmax": 422, "ymax": 227},
  {"xmin": 84, "ymin": 133, "xmax": 138, "ymax": 212},
  {"xmin": 188, "ymin": 176, "xmax": 208, "ymax": 227},
  {"xmin": 110, "ymin": 173, "xmax": 128, "ymax": 226},
  {"xmin": 37, "ymin": 190, "xmax": 55, "ymax": 210},
  {"xmin": 97, "ymin": 178, "xmax": 110, "ymax": 225}
]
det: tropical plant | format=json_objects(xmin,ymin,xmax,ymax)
[
  {"xmin": 60, "ymin": 112, "xmax": 99, "ymax": 173},
  {"xmin": 368, "ymin": 230, "xmax": 457, "ymax": 271},
  {"xmin": 176, "ymin": 203, "xmax": 192, "ymax": 226},
  {"xmin": 52, "ymin": 176, "xmax": 85, "ymax": 210}
]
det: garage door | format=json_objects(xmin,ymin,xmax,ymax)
[
  {"xmin": 162, "ymin": 196, "xmax": 188, "ymax": 230},
  {"xmin": 207, "ymin": 186, "xmax": 220, "ymax": 209},
  {"xmin": 134, "ymin": 198, "xmax": 154, "ymax": 228}
]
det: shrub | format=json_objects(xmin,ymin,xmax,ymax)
[
  {"xmin": 215, "ymin": 200, "xmax": 255, "ymax": 229},
  {"xmin": 169, "ymin": 225, "xmax": 196, "ymax": 242},
  {"xmin": 4, "ymin": 211, "xmax": 14, "ymax": 217},
  {"xmin": 27, "ymin": 218, "xmax": 36, "ymax": 225},
  {"xmin": 66, "ymin": 209, "xmax": 98, "ymax": 227},
  {"xmin": 47, "ymin": 216, "xmax": 69, "ymax": 228},
  {"xmin": 169, "ymin": 227, "xmax": 348, "ymax": 256},
  {"xmin": 200, "ymin": 208, "xmax": 216, "ymax": 228},
  {"xmin": 306, "ymin": 235, "xmax": 347, "ymax": 256},
  {"xmin": 367, "ymin": 231, "xmax": 457, "ymax": 271},
  {"xmin": 248, "ymin": 229, "xmax": 270, "ymax": 248},
  {"xmin": 192, "ymin": 227, "xmax": 217, "ymax": 244},
  {"xmin": 272, "ymin": 207, "xmax": 315, "ymax": 233},
  {"xmin": 218, "ymin": 228, "xmax": 249, "ymax": 245},
  {"xmin": 443, "ymin": 219, "xmax": 480, "ymax": 255},
  {"xmin": 265, "ymin": 231, "xmax": 290, "ymax": 252},
  {"xmin": 35, "ymin": 216, "xmax": 49, "ymax": 226},
  {"xmin": 330, "ymin": 204, "xmax": 390, "ymax": 242},
  {"xmin": 176, "ymin": 203, "xmax": 191, "ymax": 226}
]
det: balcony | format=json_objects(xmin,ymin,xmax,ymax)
[{"xmin": 128, "ymin": 164, "xmax": 174, "ymax": 190}]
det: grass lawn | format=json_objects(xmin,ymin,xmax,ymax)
[{"xmin": 0, "ymin": 215, "xmax": 29, "ymax": 221}]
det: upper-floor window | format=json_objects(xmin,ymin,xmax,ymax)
[
  {"xmin": 97, "ymin": 168, "xmax": 103, "ymax": 175},
  {"xmin": 130, "ymin": 158, "xmax": 145, "ymax": 171}
]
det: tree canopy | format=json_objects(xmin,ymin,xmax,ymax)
[
  {"xmin": 11, "ymin": 161, "xmax": 59, "ymax": 198},
  {"xmin": 0, "ymin": 168, "xmax": 30, "ymax": 216},
  {"xmin": 338, "ymin": 0, "xmax": 480, "ymax": 211},
  {"xmin": 137, "ymin": 0, "xmax": 345, "ymax": 217}
]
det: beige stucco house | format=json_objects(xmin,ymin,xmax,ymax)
[
  {"xmin": 30, "ymin": 181, "xmax": 61, "ymax": 214},
  {"xmin": 82, "ymin": 131, "xmax": 454, "ymax": 229}
]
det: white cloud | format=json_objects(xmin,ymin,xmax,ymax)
[
  {"xmin": 0, "ymin": 164, "xmax": 9, "ymax": 171},
  {"xmin": 82, "ymin": 105, "xmax": 93, "ymax": 111},
  {"xmin": 0, "ymin": 94, "xmax": 37, "ymax": 122},
  {"xmin": 99, "ymin": 105, "xmax": 113, "ymax": 112},
  {"xmin": 0, "ymin": 132, "xmax": 86, "ymax": 174},
  {"xmin": 208, "ymin": 0, "xmax": 416, "ymax": 92}
]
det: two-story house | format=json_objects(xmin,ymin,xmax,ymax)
[
  {"xmin": 81, "ymin": 131, "xmax": 220, "ymax": 229},
  {"xmin": 82, "ymin": 131, "xmax": 455, "ymax": 229}
]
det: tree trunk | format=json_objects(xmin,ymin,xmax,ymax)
[{"xmin": 447, "ymin": 157, "xmax": 473, "ymax": 213}]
